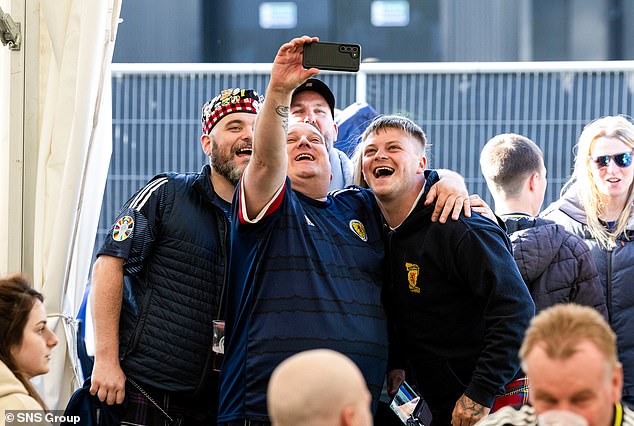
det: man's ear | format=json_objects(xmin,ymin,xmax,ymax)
[
  {"xmin": 528, "ymin": 172, "xmax": 540, "ymax": 192},
  {"xmin": 340, "ymin": 405, "xmax": 356, "ymax": 426},
  {"xmin": 333, "ymin": 122, "xmax": 339, "ymax": 139},
  {"xmin": 416, "ymin": 155, "xmax": 427, "ymax": 175},
  {"xmin": 201, "ymin": 134, "xmax": 212, "ymax": 157},
  {"xmin": 612, "ymin": 362, "xmax": 624, "ymax": 403}
]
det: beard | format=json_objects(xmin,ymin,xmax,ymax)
[{"xmin": 211, "ymin": 138, "xmax": 247, "ymax": 186}]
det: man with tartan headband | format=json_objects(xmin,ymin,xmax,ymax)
[{"xmin": 89, "ymin": 87, "xmax": 261, "ymax": 425}]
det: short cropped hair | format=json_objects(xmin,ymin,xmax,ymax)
[
  {"xmin": 480, "ymin": 133, "xmax": 544, "ymax": 198},
  {"xmin": 361, "ymin": 115, "xmax": 427, "ymax": 154},
  {"xmin": 520, "ymin": 304, "xmax": 618, "ymax": 371}
]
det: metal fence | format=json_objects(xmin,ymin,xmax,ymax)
[{"xmin": 100, "ymin": 62, "xmax": 634, "ymax": 246}]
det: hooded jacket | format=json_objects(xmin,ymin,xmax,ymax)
[
  {"xmin": 0, "ymin": 360, "xmax": 43, "ymax": 412},
  {"xmin": 503, "ymin": 216, "xmax": 607, "ymax": 316},
  {"xmin": 385, "ymin": 172, "xmax": 534, "ymax": 410},
  {"xmin": 542, "ymin": 184, "xmax": 634, "ymax": 398}
]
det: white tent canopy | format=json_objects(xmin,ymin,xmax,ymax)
[{"xmin": 1, "ymin": 0, "xmax": 121, "ymax": 409}]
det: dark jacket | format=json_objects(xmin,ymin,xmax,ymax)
[
  {"xmin": 63, "ymin": 379, "xmax": 126, "ymax": 425},
  {"xmin": 385, "ymin": 172, "xmax": 534, "ymax": 417},
  {"xmin": 503, "ymin": 215, "xmax": 607, "ymax": 316},
  {"xmin": 98, "ymin": 165, "xmax": 229, "ymax": 394},
  {"xmin": 542, "ymin": 183, "xmax": 634, "ymax": 398}
]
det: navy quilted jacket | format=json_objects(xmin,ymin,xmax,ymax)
[{"xmin": 503, "ymin": 216, "xmax": 607, "ymax": 317}]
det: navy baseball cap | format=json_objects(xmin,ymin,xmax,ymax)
[{"xmin": 292, "ymin": 78, "xmax": 336, "ymax": 118}]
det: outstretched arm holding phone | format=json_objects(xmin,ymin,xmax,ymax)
[{"xmin": 240, "ymin": 36, "xmax": 320, "ymax": 217}]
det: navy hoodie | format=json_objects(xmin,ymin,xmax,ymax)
[{"xmin": 385, "ymin": 171, "xmax": 535, "ymax": 410}]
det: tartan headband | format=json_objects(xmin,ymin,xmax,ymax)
[{"xmin": 202, "ymin": 88, "xmax": 263, "ymax": 134}]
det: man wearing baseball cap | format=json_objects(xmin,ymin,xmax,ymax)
[
  {"xmin": 291, "ymin": 77, "xmax": 354, "ymax": 190},
  {"xmin": 89, "ymin": 87, "xmax": 262, "ymax": 425}
]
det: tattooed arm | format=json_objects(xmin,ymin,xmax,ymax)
[
  {"xmin": 452, "ymin": 394, "xmax": 490, "ymax": 426},
  {"xmin": 242, "ymin": 36, "xmax": 319, "ymax": 217}
]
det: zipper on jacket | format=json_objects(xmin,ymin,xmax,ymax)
[
  {"xmin": 386, "ymin": 227, "xmax": 395, "ymax": 292},
  {"xmin": 191, "ymin": 208, "xmax": 229, "ymax": 402},
  {"xmin": 606, "ymin": 248, "xmax": 613, "ymax": 324},
  {"xmin": 218, "ymin": 212, "xmax": 230, "ymax": 321},
  {"xmin": 122, "ymin": 280, "xmax": 155, "ymax": 360}
]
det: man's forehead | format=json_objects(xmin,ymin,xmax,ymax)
[
  {"xmin": 289, "ymin": 122, "xmax": 324, "ymax": 138},
  {"xmin": 291, "ymin": 90, "xmax": 329, "ymax": 107},
  {"xmin": 525, "ymin": 340, "xmax": 608, "ymax": 371},
  {"xmin": 364, "ymin": 128, "xmax": 413, "ymax": 145},
  {"xmin": 215, "ymin": 112, "xmax": 256, "ymax": 128}
]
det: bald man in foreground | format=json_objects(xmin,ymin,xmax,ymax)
[{"xmin": 268, "ymin": 349, "xmax": 373, "ymax": 426}]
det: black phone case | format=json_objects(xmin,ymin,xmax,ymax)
[
  {"xmin": 302, "ymin": 42, "xmax": 361, "ymax": 72},
  {"xmin": 408, "ymin": 397, "xmax": 433, "ymax": 426}
]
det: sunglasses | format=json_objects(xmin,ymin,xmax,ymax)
[{"xmin": 590, "ymin": 151, "xmax": 634, "ymax": 168}]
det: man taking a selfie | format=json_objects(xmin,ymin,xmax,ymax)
[{"xmin": 217, "ymin": 36, "xmax": 469, "ymax": 426}]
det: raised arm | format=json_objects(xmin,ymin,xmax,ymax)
[{"xmin": 241, "ymin": 36, "xmax": 319, "ymax": 218}]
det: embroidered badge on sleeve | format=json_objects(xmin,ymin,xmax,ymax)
[{"xmin": 113, "ymin": 215, "xmax": 134, "ymax": 241}]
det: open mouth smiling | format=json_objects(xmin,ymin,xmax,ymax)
[
  {"xmin": 236, "ymin": 147, "xmax": 252, "ymax": 156},
  {"xmin": 295, "ymin": 153, "xmax": 315, "ymax": 161},
  {"xmin": 373, "ymin": 166, "xmax": 395, "ymax": 178}
]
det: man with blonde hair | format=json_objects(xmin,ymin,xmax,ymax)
[
  {"xmin": 267, "ymin": 350, "xmax": 372, "ymax": 426},
  {"xmin": 477, "ymin": 304, "xmax": 634, "ymax": 426}
]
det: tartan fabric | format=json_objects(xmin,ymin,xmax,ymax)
[
  {"xmin": 490, "ymin": 377, "xmax": 530, "ymax": 413},
  {"xmin": 202, "ymin": 88, "xmax": 262, "ymax": 134},
  {"xmin": 120, "ymin": 380, "xmax": 216, "ymax": 426}
]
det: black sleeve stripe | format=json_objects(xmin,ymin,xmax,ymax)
[{"xmin": 129, "ymin": 177, "xmax": 169, "ymax": 211}]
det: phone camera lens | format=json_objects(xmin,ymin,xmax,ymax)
[
  {"xmin": 339, "ymin": 46, "xmax": 346, "ymax": 52},
  {"xmin": 352, "ymin": 47, "xmax": 358, "ymax": 52}
]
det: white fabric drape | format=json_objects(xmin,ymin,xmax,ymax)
[
  {"xmin": 0, "ymin": 4, "xmax": 10, "ymax": 273},
  {"xmin": 34, "ymin": 0, "xmax": 121, "ymax": 409}
]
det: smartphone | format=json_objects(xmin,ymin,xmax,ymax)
[
  {"xmin": 389, "ymin": 381, "xmax": 433, "ymax": 426},
  {"xmin": 390, "ymin": 381, "xmax": 420, "ymax": 423},
  {"xmin": 302, "ymin": 41, "xmax": 361, "ymax": 72}
]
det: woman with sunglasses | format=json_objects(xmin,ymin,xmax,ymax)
[
  {"xmin": 0, "ymin": 275, "xmax": 59, "ymax": 413},
  {"xmin": 542, "ymin": 115, "xmax": 634, "ymax": 406}
]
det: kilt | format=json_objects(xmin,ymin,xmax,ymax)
[
  {"xmin": 490, "ymin": 377, "xmax": 529, "ymax": 413},
  {"xmin": 120, "ymin": 379, "xmax": 216, "ymax": 426}
]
